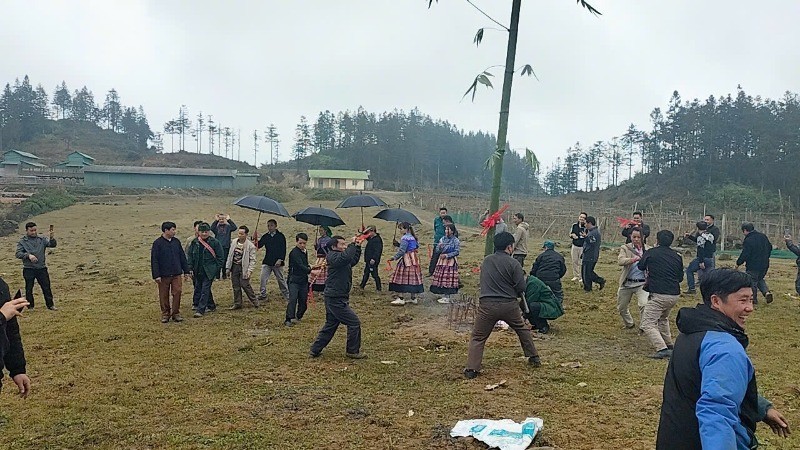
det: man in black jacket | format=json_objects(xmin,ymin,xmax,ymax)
[
  {"xmin": 359, "ymin": 225, "xmax": 383, "ymax": 291},
  {"xmin": 151, "ymin": 221, "xmax": 191, "ymax": 323},
  {"xmin": 530, "ymin": 240, "xmax": 567, "ymax": 302},
  {"xmin": 638, "ymin": 230, "xmax": 684, "ymax": 359},
  {"xmin": 309, "ymin": 235, "xmax": 365, "ymax": 359},
  {"xmin": 257, "ymin": 219, "xmax": 290, "ymax": 302},
  {"xmin": 1, "ymin": 277, "xmax": 31, "ymax": 398},
  {"xmin": 656, "ymin": 269, "xmax": 789, "ymax": 449},
  {"xmin": 582, "ymin": 216, "xmax": 606, "ymax": 292},
  {"xmin": 286, "ymin": 233, "xmax": 312, "ymax": 326},
  {"xmin": 622, "ymin": 211, "xmax": 652, "ymax": 244},
  {"xmin": 569, "ymin": 212, "xmax": 587, "ymax": 281},
  {"xmin": 736, "ymin": 223, "xmax": 773, "ymax": 304}
]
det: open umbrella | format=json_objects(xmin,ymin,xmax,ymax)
[
  {"xmin": 374, "ymin": 207, "xmax": 421, "ymax": 242},
  {"xmin": 232, "ymin": 195, "xmax": 290, "ymax": 239},
  {"xmin": 337, "ymin": 194, "xmax": 387, "ymax": 229},
  {"xmin": 293, "ymin": 206, "xmax": 345, "ymax": 227}
]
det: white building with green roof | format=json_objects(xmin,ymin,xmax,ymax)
[{"xmin": 308, "ymin": 169, "xmax": 373, "ymax": 190}]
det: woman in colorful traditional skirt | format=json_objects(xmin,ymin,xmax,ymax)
[
  {"xmin": 431, "ymin": 224, "xmax": 461, "ymax": 304},
  {"xmin": 310, "ymin": 226, "xmax": 333, "ymax": 293},
  {"xmin": 389, "ymin": 222, "xmax": 425, "ymax": 305}
]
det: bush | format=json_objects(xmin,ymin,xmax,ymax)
[
  {"xmin": 0, "ymin": 189, "xmax": 76, "ymax": 235},
  {"xmin": 307, "ymin": 189, "xmax": 348, "ymax": 201}
]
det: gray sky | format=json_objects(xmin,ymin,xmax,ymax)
[{"xmin": 2, "ymin": 1, "xmax": 799, "ymax": 171}]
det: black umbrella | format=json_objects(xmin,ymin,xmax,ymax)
[
  {"xmin": 232, "ymin": 195, "xmax": 291, "ymax": 239},
  {"xmin": 293, "ymin": 207, "xmax": 346, "ymax": 228},
  {"xmin": 373, "ymin": 207, "xmax": 420, "ymax": 225},
  {"xmin": 337, "ymin": 194, "xmax": 387, "ymax": 229}
]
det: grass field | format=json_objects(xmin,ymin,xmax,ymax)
[{"xmin": 1, "ymin": 193, "xmax": 799, "ymax": 449}]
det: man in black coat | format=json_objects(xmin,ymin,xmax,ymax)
[
  {"xmin": 622, "ymin": 211, "xmax": 652, "ymax": 244},
  {"xmin": 735, "ymin": 223, "xmax": 773, "ymax": 304},
  {"xmin": 359, "ymin": 225, "xmax": 383, "ymax": 291},
  {"xmin": 309, "ymin": 235, "xmax": 365, "ymax": 359},
  {"xmin": 582, "ymin": 216, "xmax": 606, "ymax": 292},
  {"xmin": 257, "ymin": 219, "xmax": 290, "ymax": 302},
  {"xmin": 530, "ymin": 240, "xmax": 567, "ymax": 302},
  {"xmin": 1, "ymin": 277, "xmax": 31, "ymax": 398}
]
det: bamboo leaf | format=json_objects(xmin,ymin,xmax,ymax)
[
  {"xmin": 482, "ymin": 71, "xmax": 495, "ymax": 77},
  {"xmin": 519, "ymin": 64, "xmax": 540, "ymax": 81},
  {"xmin": 428, "ymin": 0, "xmax": 437, "ymax": 8},
  {"xmin": 577, "ymin": 0, "xmax": 602, "ymax": 16},
  {"xmin": 477, "ymin": 74, "xmax": 493, "ymax": 88},
  {"xmin": 462, "ymin": 79, "xmax": 478, "ymax": 102},
  {"xmin": 525, "ymin": 148, "xmax": 540, "ymax": 173},
  {"xmin": 473, "ymin": 28, "xmax": 484, "ymax": 46}
]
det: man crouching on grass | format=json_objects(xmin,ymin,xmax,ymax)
[
  {"xmin": 656, "ymin": 269, "xmax": 790, "ymax": 449},
  {"xmin": 463, "ymin": 231, "xmax": 540, "ymax": 379},
  {"xmin": 309, "ymin": 235, "xmax": 365, "ymax": 359}
]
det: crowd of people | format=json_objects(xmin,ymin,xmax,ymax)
[{"xmin": 2, "ymin": 206, "xmax": 796, "ymax": 447}]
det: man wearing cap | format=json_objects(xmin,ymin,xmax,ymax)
[
  {"xmin": 359, "ymin": 225, "xmax": 383, "ymax": 291},
  {"xmin": 530, "ymin": 240, "xmax": 567, "ymax": 303},
  {"xmin": 187, "ymin": 222, "xmax": 225, "ymax": 317}
]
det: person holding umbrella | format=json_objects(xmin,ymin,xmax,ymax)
[
  {"xmin": 257, "ymin": 219, "xmax": 290, "ymax": 303},
  {"xmin": 388, "ymin": 222, "xmax": 425, "ymax": 305}
]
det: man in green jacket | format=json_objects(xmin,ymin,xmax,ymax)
[
  {"xmin": 524, "ymin": 275, "xmax": 564, "ymax": 334},
  {"xmin": 428, "ymin": 207, "xmax": 447, "ymax": 276},
  {"xmin": 188, "ymin": 223, "xmax": 225, "ymax": 318}
]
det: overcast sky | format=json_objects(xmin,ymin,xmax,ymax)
[{"xmin": 2, "ymin": 1, "xmax": 799, "ymax": 170}]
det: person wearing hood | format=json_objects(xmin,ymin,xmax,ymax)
[
  {"xmin": 656, "ymin": 269, "xmax": 790, "ymax": 449},
  {"xmin": 511, "ymin": 213, "xmax": 530, "ymax": 267},
  {"xmin": 530, "ymin": 240, "xmax": 566, "ymax": 303}
]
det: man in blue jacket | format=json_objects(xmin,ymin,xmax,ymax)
[{"xmin": 656, "ymin": 269, "xmax": 790, "ymax": 449}]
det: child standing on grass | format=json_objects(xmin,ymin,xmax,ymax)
[{"xmin": 286, "ymin": 233, "xmax": 312, "ymax": 327}]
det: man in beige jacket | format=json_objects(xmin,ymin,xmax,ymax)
[
  {"xmin": 511, "ymin": 213, "xmax": 530, "ymax": 267},
  {"xmin": 226, "ymin": 225, "xmax": 259, "ymax": 309}
]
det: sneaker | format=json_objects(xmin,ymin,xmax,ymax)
[
  {"xmin": 346, "ymin": 352, "xmax": 367, "ymax": 359},
  {"xmin": 47, "ymin": 306, "xmax": 58, "ymax": 311},
  {"xmin": 408, "ymin": 298, "xmax": 418, "ymax": 305},
  {"xmin": 538, "ymin": 325, "xmax": 550, "ymax": 334},
  {"xmin": 172, "ymin": 315, "xmax": 184, "ymax": 322},
  {"xmin": 309, "ymin": 351, "xmax": 321, "ymax": 358},
  {"xmin": 284, "ymin": 320, "xmax": 294, "ymax": 327},
  {"xmin": 648, "ymin": 348, "xmax": 672, "ymax": 359},
  {"xmin": 765, "ymin": 292, "xmax": 774, "ymax": 304},
  {"xmin": 161, "ymin": 317, "xmax": 170, "ymax": 323},
  {"xmin": 229, "ymin": 305, "xmax": 242, "ymax": 310},
  {"xmin": 291, "ymin": 318, "xmax": 300, "ymax": 324},
  {"xmin": 390, "ymin": 298, "xmax": 406, "ymax": 306},
  {"xmin": 571, "ymin": 277, "xmax": 579, "ymax": 282},
  {"xmin": 437, "ymin": 297, "xmax": 451, "ymax": 304},
  {"xmin": 463, "ymin": 369, "xmax": 479, "ymax": 379},
  {"xmin": 683, "ymin": 289, "xmax": 696, "ymax": 295},
  {"xmin": 257, "ymin": 294, "xmax": 267, "ymax": 301},
  {"xmin": 205, "ymin": 308, "xmax": 216, "ymax": 313},
  {"xmin": 528, "ymin": 356, "xmax": 542, "ymax": 367},
  {"xmin": 193, "ymin": 312, "xmax": 204, "ymax": 318}
]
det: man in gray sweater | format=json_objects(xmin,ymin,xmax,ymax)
[
  {"xmin": 464, "ymin": 232, "xmax": 540, "ymax": 379},
  {"xmin": 15, "ymin": 222, "xmax": 58, "ymax": 310}
]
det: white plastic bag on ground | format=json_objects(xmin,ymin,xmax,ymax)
[{"xmin": 450, "ymin": 417, "xmax": 543, "ymax": 450}]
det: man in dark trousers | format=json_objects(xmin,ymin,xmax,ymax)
[
  {"xmin": 736, "ymin": 223, "xmax": 773, "ymax": 304},
  {"xmin": 310, "ymin": 235, "xmax": 365, "ymax": 359},
  {"xmin": 429, "ymin": 207, "xmax": 447, "ymax": 276},
  {"xmin": 464, "ymin": 232, "xmax": 541, "ymax": 379},
  {"xmin": 530, "ymin": 240, "xmax": 567, "ymax": 302},
  {"xmin": 286, "ymin": 233, "xmax": 312, "ymax": 327},
  {"xmin": 15, "ymin": 222, "xmax": 58, "ymax": 310},
  {"xmin": 257, "ymin": 219, "xmax": 290, "ymax": 302},
  {"xmin": 187, "ymin": 223, "xmax": 224, "ymax": 317},
  {"xmin": 1, "ymin": 278, "xmax": 30, "ymax": 398},
  {"xmin": 359, "ymin": 225, "xmax": 383, "ymax": 291},
  {"xmin": 210, "ymin": 213, "xmax": 237, "ymax": 279},
  {"xmin": 150, "ymin": 221, "xmax": 191, "ymax": 323},
  {"xmin": 656, "ymin": 269, "xmax": 790, "ymax": 449},
  {"xmin": 581, "ymin": 216, "xmax": 606, "ymax": 292},
  {"xmin": 638, "ymin": 230, "xmax": 684, "ymax": 359},
  {"xmin": 622, "ymin": 211, "xmax": 652, "ymax": 244}
]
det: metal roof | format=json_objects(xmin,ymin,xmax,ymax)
[
  {"xmin": 83, "ymin": 165, "xmax": 238, "ymax": 177},
  {"xmin": 68, "ymin": 151, "xmax": 95, "ymax": 160},
  {"xmin": 308, "ymin": 170, "xmax": 370, "ymax": 180},
  {"xmin": 3, "ymin": 150, "xmax": 40, "ymax": 159}
]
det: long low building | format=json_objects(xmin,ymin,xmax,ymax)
[{"xmin": 83, "ymin": 165, "xmax": 259, "ymax": 189}]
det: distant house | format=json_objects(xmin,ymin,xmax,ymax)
[
  {"xmin": 83, "ymin": 165, "xmax": 259, "ymax": 190},
  {"xmin": 308, "ymin": 170, "xmax": 373, "ymax": 190},
  {"xmin": 0, "ymin": 150, "xmax": 46, "ymax": 177},
  {"xmin": 56, "ymin": 151, "xmax": 95, "ymax": 169}
]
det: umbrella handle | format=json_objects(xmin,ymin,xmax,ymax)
[{"xmin": 253, "ymin": 212, "xmax": 262, "ymax": 246}]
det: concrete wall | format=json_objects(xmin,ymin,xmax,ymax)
[
  {"xmin": 308, "ymin": 177, "xmax": 368, "ymax": 190},
  {"xmin": 85, "ymin": 172, "xmax": 238, "ymax": 189}
]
